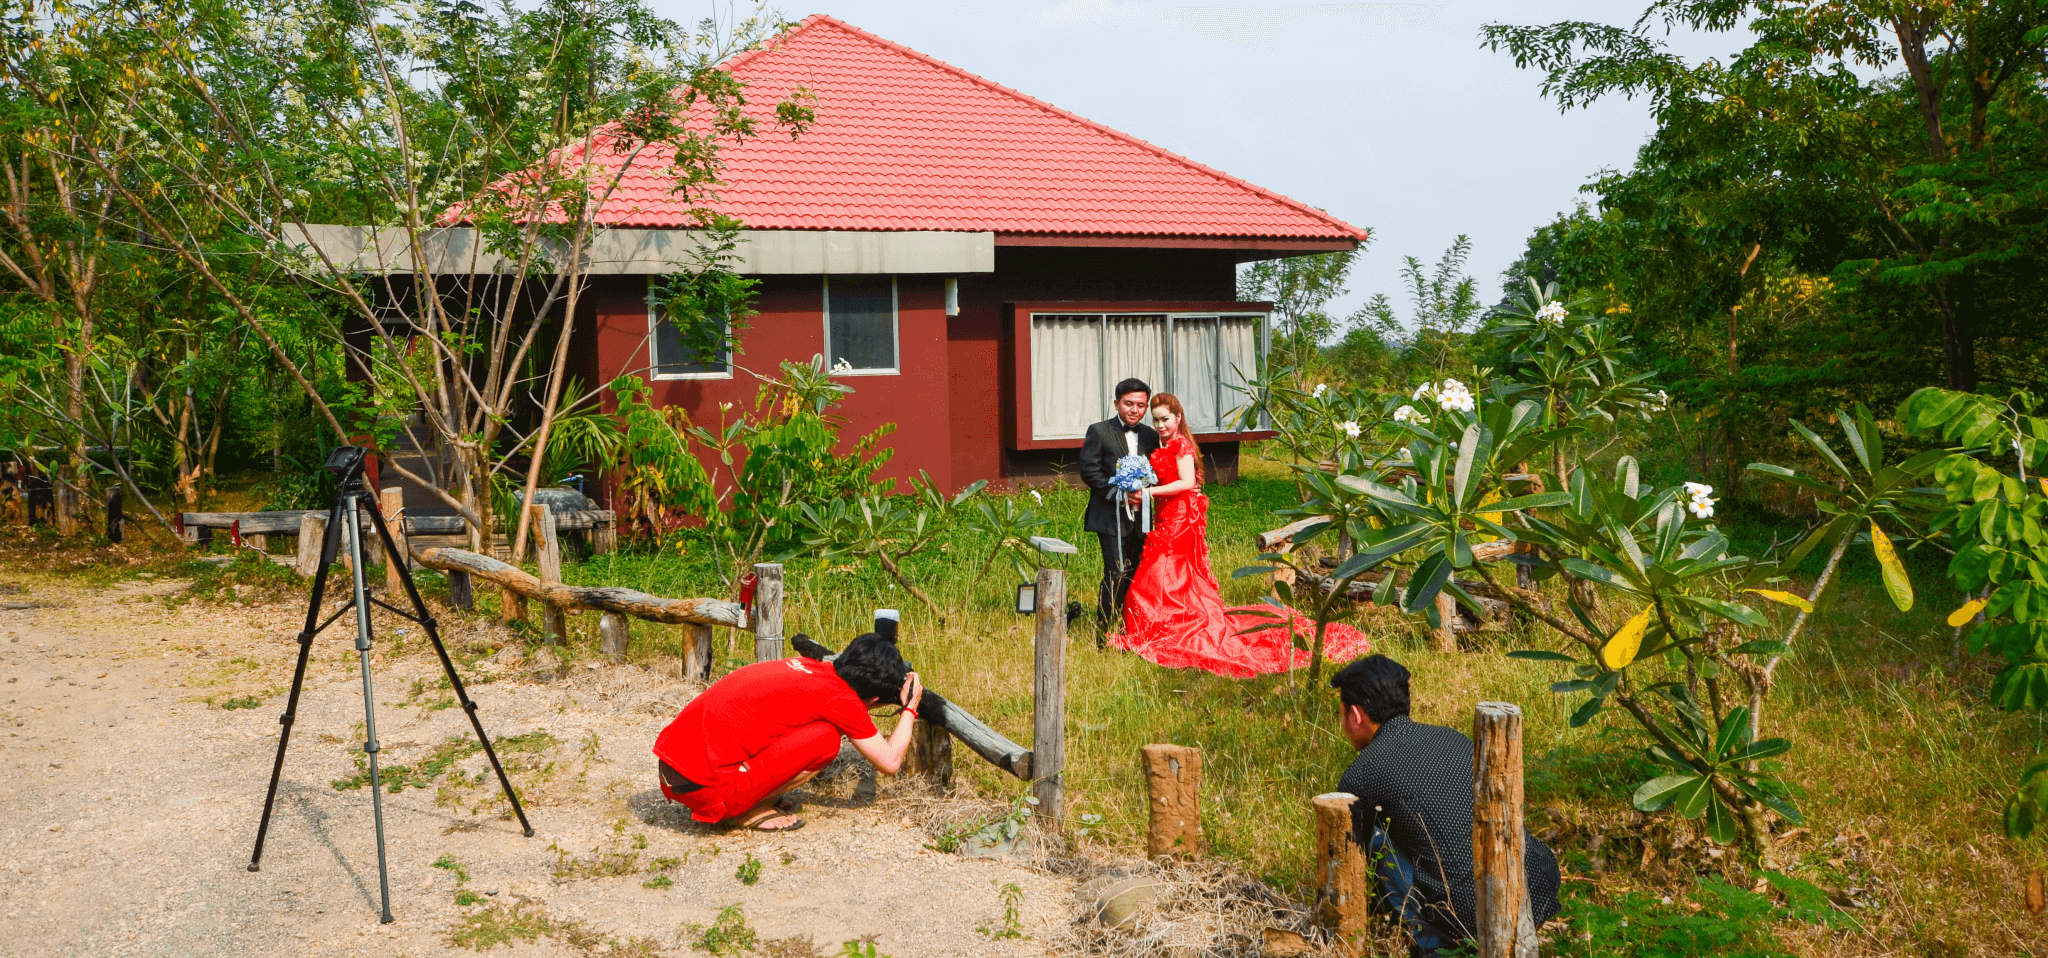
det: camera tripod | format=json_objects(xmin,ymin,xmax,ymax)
[{"xmin": 247, "ymin": 447, "xmax": 533, "ymax": 923}]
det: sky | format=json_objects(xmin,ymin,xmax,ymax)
[{"xmin": 658, "ymin": 1, "xmax": 1754, "ymax": 328}]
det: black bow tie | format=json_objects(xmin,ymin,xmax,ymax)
[{"xmin": 1122, "ymin": 424, "xmax": 1138, "ymax": 432}]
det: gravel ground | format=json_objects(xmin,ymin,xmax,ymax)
[{"xmin": 0, "ymin": 574, "xmax": 1067, "ymax": 957}]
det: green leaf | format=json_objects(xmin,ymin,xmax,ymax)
[
  {"xmin": 1231, "ymin": 566, "xmax": 1278, "ymax": 579},
  {"xmin": 1732, "ymin": 738, "xmax": 1792, "ymax": 762},
  {"xmin": 1683, "ymin": 595, "xmax": 1767, "ymax": 629},
  {"xmin": 1632, "ymin": 773, "xmax": 1701, "ymax": 812},
  {"xmin": 1668, "ymin": 774, "xmax": 1715, "ymax": 819},
  {"xmin": 1568, "ymin": 695, "xmax": 1604, "ymax": 727},
  {"xmin": 1488, "ymin": 492, "xmax": 1572, "ymax": 512},
  {"xmin": 1724, "ymin": 639, "xmax": 1789, "ymax": 656},
  {"xmin": 1702, "ymin": 792, "xmax": 1738, "ymax": 844},
  {"xmin": 1507, "ymin": 650, "xmax": 1577, "ymax": 662}
]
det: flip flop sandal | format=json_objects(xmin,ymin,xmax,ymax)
[
  {"xmin": 774, "ymin": 797, "xmax": 802, "ymax": 813},
  {"xmin": 745, "ymin": 814, "xmax": 805, "ymax": 833}
]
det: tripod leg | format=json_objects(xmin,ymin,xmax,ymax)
[
  {"xmin": 344, "ymin": 493, "xmax": 396, "ymax": 923},
  {"xmin": 249, "ymin": 499, "xmax": 348, "ymax": 872},
  {"xmin": 365, "ymin": 500, "xmax": 536, "ymax": 838}
]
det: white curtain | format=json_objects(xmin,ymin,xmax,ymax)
[
  {"xmin": 1103, "ymin": 315, "xmax": 1167, "ymax": 422},
  {"xmin": 1219, "ymin": 315, "xmax": 1262, "ymax": 430},
  {"xmin": 1031, "ymin": 315, "xmax": 1103, "ymax": 440},
  {"xmin": 1030, "ymin": 312, "xmax": 1263, "ymax": 439},
  {"xmin": 1172, "ymin": 317, "xmax": 1220, "ymax": 431}
]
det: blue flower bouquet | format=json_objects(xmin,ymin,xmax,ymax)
[{"xmin": 1110, "ymin": 453, "xmax": 1158, "ymax": 532}]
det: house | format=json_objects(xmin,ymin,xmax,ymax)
[{"xmin": 315, "ymin": 15, "xmax": 1367, "ymax": 500}]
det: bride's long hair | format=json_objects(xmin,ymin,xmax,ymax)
[{"xmin": 1149, "ymin": 392, "xmax": 1202, "ymax": 481}]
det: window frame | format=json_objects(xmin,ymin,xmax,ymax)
[
  {"xmin": 1007, "ymin": 301, "xmax": 1275, "ymax": 450},
  {"xmin": 822, "ymin": 275, "xmax": 901, "ymax": 376},
  {"xmin": 645, "ymin": 287, "xmax": 733, "ymax": 381}
]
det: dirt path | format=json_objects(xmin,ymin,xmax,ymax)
[{"xmin": 0, "ymin": 574, "xmax": 1067, "ymax": 957}]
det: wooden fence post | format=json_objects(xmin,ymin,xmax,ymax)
[
  {"xmin": 532, "ymin": 504, "xmax": 565, "ymax": 643},
  {"xmin": 909, "ymin": 721, "xmax": 954, "ymax": 791},
  {"xmin": 1140, "ymin": 744, "xmax": 1202, "ymax": 859},
  {"xmin": 1474, "ymin": 702, "xmax": 1537, "ymax": 958},
  {"xmin": 591, "ymin": 515, "xmax": 616, "ymax": 555},
  {"xmin": 55, "ymin": 481, "xmax": 76, "ymax": 536},
  {"xmin": 1032, "ymin": 567, "xmax": 1066, "ymax": 829},
  {"xmin": 1433, "ymin": 590, "xmax": 1459, "ymax": 652},
  {"xmin": 296, "ymin": 513, "xmax": 325, "ymax": 576},
  {"xmin": 681, "ymin": 622, "xmax": 714, "ymax": 682},
  {"xmin": 599, "ymin": 612, "xmax": 630, "ymax": 661},
  {"xmin": 381, "ymin": 488, "xmax": 408, "ymax": 593},
  {"xmin": 1314, "ymin": 792, "xmax": 1370, "ymax": 954},
  {"xmin": 105, "ymin": 488, "xmax": 122, "ymax": 544},
  {"xmin": 752, "ymin": 563, "xmax": 783, "ymax": 661},
  {"xmin": 448, "ymin": 569, "xmax": 474, "ymax": 611}
]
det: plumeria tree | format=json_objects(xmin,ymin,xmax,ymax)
[{"xmin": 1900, "ymin": 386, "xmax": 2048, "ymax": 837}]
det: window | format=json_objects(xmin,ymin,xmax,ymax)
[
  {"xmin": 1028, "ymin": 312, "xmax": 1265, "ymax": 440},
  {"xmin": 825, "ymin": 275, "xmax": 898, "ymax": 374},
  {"xmin": 648, "ymin": 294, "xmax": 730, "ymax": 380}
]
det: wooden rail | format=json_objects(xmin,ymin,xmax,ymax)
[
  {"xmin": 174, "ymin": 508, "xmax": 617, "ymax": 560},
  {"xmin": 410, "ymin": 546, "xmax": 741, "ymax": 626}
]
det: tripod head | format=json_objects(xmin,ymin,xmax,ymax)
[{"xmin": 324, "ymin": 445, "xmax": 370, "ymax": 492}]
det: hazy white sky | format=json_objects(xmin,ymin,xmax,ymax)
[{"xmin": 662, "ymin": 1, "xmax": 1752, "ymax": 325}]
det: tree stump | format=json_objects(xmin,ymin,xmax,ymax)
[
  {"xmin": 599, "ymin": 611, "xmax": 630, "ymax": 661},
  {"xmin": 447, "ymin": 569, "xmax": 474, "ymax": 611},
  {"xmin": 1314, "ymin": 792, "xmax": 1370, "ymax": 954},
  {"xmin": 1473, "ymin": 702, "xmax": 1537, "ymax": 958},
  {"xmin": 1140, "ymin": 744, "xmax": 1203, "ymax": 859}
]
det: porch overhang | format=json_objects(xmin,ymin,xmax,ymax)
[{"xmin": 285, "ymin": 225, "xmax": 997, "ymax": 276}]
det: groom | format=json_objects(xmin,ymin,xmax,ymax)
[{"xmin": 1079, "ymin": 378, "xmax": 1159, "ymax": 628}]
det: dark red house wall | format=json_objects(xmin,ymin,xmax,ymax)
[
  {"xmin": 585, "ymin": 273, "xmax": 956, "ymax": 493},
  {"xmin": 581, "ymin": 246, "xmax": 1242, "ymax": 500}
]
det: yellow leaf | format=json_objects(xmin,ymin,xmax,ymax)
[
  {"xmin": 1869, "ymin": 521, "xmax": 1913, "ymax": 612},
  {"xmin": 2038, "ymin": 478, "xmax": 2047, "ymax": 498},
  {"xmin": 1947, "ymin": 598, "xmax": 1987, "ymax": 628},
  {"xmin": 1742, "ymin": 588, "xmax": 1813, "ymax": 613},
  {"xmin": 1601, "ymin": 605, "xmax": 1656, "ymax": 670}
]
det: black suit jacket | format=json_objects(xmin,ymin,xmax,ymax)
[{"xmin": 1078, "ymin": 417, "xmax": 1159, "ymax": 535}]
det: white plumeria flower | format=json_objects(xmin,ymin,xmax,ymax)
[
  {"xmin": 1339, "ymin": 420, "xmax": 1362, "ymax": 438},
  {"xmin": 1687, "ymin": 497, "xmax": 1716, "ymax": 520},
  {"xmin": 1411, "ymin": 381, "xmax": 1437, "ymax": 402},
  {"xmin": 1029, "ymin": 489, "xmax": 1043, "ymax": 504},
  {"xmin": 1683, "ymin": 481, "xmax": 1714, "ymax": 499},
  {"xmin": 1437, "ymin": 381, "xmax": 1476, "ymax": 413},
  {"xmin": 1536, "ymin": 300, "xmax": 1569, "ymax": 325},
  {"xmin": 1312, "ymin": 383, "xmax": 1329, "ymax": 398},
  {"xmin": 1393, "ymin": 405, "xmax": 1429, "ymax": 425},
  {"xmin": 832, "ymin": 358, "xmax": 853, "ymax": 373}
]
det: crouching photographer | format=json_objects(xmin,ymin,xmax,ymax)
[{"xmin": 652, "ymin": 632, "xmax": 922, "ymax": 832}]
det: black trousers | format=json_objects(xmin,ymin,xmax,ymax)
[{"xmin": 1096, "ymin": 524, "xmax": 1147, "ymax": 623}]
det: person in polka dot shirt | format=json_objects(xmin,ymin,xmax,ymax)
[{"xmin": 1333, "ymin": 655, "xmax": 1561, "ymax": 956}]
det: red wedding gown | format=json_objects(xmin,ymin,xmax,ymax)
[{"xmin": 1111, "ymin": 436, "xmax": 1372, "ymax": 677}]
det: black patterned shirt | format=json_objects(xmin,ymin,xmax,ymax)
[{"xmin": 1337, "ymin": 715, "xmax": 1562, "ymax": 938}]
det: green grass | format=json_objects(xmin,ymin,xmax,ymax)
[{"xmin": 545, "ymin": 464, "xmax": 2047, "ymax": 957}]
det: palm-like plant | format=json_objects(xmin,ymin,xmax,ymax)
[
  {"xmin": 793, "ymin": 472, "xmax": 986, "ymax": 625},
  {"xmin": 1744, "ymin": 404, "xmax": 1944, "ymax": 735}
]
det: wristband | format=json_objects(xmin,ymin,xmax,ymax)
[{"xmin": 901, "ymin": 707, "xmax": 918, "ymax": 719}]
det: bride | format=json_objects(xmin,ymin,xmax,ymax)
[{"xmin": 1110, "ymin": 393, "xmax": 1371, "ymax": 677}]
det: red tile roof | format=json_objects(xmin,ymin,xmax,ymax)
[{"xmin": 555, "ymin": 15, "xmax": 1366, "ymax": 241}]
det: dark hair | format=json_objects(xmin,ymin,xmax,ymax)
[
  {"xmin": 834, "ymin": 633, "xmax": 911, "ymax": 704},
  {"xmin": 1148, "ymin": 392, "xmax": 1203, "ymax": 480},
  {"xmin": 1330, "ymin": 655, "xmax": 1410, "ymax": 723},
  {"xmin": 1113, "ymin": 378, "xmax": 1151, "ymax": 401}
]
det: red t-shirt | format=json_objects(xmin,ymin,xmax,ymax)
[{"xmin": 653, "ymin": 658, "xmax": 879, "ymax": 784}]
